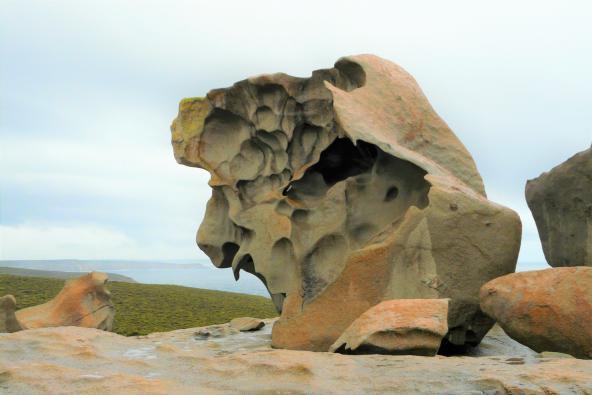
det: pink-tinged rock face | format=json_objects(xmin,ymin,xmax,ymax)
[
  {"xmin": 480, "ymin": 267, "xmax": 592, "ymax": 359},
  {"xmin": 329, "ymin": 299, "xmax": 449, "ymax": 355},
  {"xmin": 171, "ymin": 54, "xmax": 522, "ymax": 351},
  {"xmin": 15, "ymin": 272, "xmax": 115, "ymax": 331}
]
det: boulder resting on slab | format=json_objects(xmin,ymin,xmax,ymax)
[
  {"xmin": 526, "ymin": 147, "xmax": 592, "ymax": 267},
  {"xmin": 329, "ymin": 299, "xmax": 448, "ymax": 355},
  {"xmin": 230, "ymin": 317, "xmax": 265, "ymax": 331},
  {"xmin": 0, "ymin": 295, "xmax": 23, "ymax": 333},
  {"xmin": 171, "ymin": 54, "xmax": 522, "ymax": 351},
  {"xmin": 480, "ymin": 267, "xmax": 592, "ymax": 359},
  {"xmin": 15, "ymin": 272, "xmax": 115, "ymax": 331}
]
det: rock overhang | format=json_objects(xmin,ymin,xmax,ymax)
[{"xmin": 171, "ymin": 54, "xmax": 522, "ymax": 351}]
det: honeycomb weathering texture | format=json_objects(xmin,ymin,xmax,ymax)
[{"xmin": 171, "ymin": 54, "xmax": 522, "ymax": 351}]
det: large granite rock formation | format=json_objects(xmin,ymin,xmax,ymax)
[
  {"xmin": 13, "ymin": 272, "xmax": 115, "ymax": 331},
  {"xmin": 171, "ymin": 54, "xmax": 522, "ymax": 351},
  {"xmin": 329, "ymin": 299, "xmax": 448, "ymax": 356},
  {"xmin": 526, "ymin": 147, "xmax": 592, "ymax": 267},
  {"xmin": 1, "ymin": 320, "xmax": 591, "ymax": 393},
  {"xmin": 480, "ymin": 267, "xmax": 592, "ymax": 359}
]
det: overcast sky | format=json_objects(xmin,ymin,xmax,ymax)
[{"xmin": 1, "ymin": 1, "xmax": 590, "ymax": 270}]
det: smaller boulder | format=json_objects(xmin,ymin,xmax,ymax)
[
  {"xmin": 230, "ymin": 317, "xmax": 265, "ymax": 332},
  {"xmin": 525, "ymin": 146, "xmax": 592, "ymax": 267},
  {"xmin": 480, "ymin": 267, "xmax": 592, "ymax": 359},
  {"xmin": 15, "ymin": 272, "xmax": 115, "ymax": 331},
  {"xmin": 0, "ymin": 295, "xmax": 23, "ymax": 333},
  {"xmin": 329, "ymin": 299, "xmax": 449, "ymax": 356}
]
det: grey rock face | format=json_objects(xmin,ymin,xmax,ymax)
[{"xmin": 526, "ymin": 147, "xmax": 592, "ymax": 267}]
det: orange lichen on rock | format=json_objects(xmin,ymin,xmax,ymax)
[
  {"xmin": 480, "ymin": 267, "xmax": 592, "ymax": 359},
  {"xmin": 14, "ymin": 272, "xmax": 115, "ymax": 331},
  {"xmin": 329, "ymin": 299, "xmax": 449, "ymax": 355}
]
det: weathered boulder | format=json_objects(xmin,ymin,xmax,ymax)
[
  {"xmin": 480, "ymin": 267, "xmax": 592, "ymax": 359},
  {"xmin": 230, "ymin": 317, "xmax": 265, "ymax": 331},
  {"xmin": 171, "ymin": 54, "xmax": 521, "ymax": 351},
  {"xmin": 525, "ymin": 147, "xmax": 592, "ymax": 267},
  {"xmin": 15, "ymin": 272, "xmax": 115, "ymax": 331},
  {"xmin": 329, "ymin": 299, "xmax": 448, "ymax": 355},
  {"xmin": 0, "ymin": 295, "xmax": 23, "ymax": 333}
]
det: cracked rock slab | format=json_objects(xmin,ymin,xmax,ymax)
[{"xmin": 1, "ymin": 321, "xmax": 591, "ymax": 394}]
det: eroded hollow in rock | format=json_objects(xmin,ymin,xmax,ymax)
[
  {"xmin": 334, "ymin": 343, "xmax": 438, "ymax": 356},
  {"xmin": 197, "ymin": 138, "xmax": 431, "ymax": 309},
  {"xmin": 187, "ymin": 59, "xmax": 433, "ymax": 313},
  {"xmin": 292, "ymin": 141, "xmax": 431, "ymax": 302},
  {"xmin": 288, "ymin": 138, "xmax": 378, "ymax": 192}
]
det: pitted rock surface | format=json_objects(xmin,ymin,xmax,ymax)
[{"xmin": 171, "ymin": 54, "xmax": 522, "ymax": 351}]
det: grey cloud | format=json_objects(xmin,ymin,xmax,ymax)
[{"xmin": 1, "ymin": 0, "xmax": 591, "ymax": 265}]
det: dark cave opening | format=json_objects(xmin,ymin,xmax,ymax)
[
  {"xmin": 309, "ymin": 138, "xmax": 377, "ymax": 186},
  {"xmin": 220, "ymin": 242, "xmax": 239, "ymax": 268},
  {"xmin": 283, "ymin": 138, "xmax": 378, "ymax": 197}
]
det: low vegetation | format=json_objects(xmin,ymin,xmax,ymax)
[
  {"xmin": 0, "ymin": 267, "xmax": 135, "ymax": 282},
  {"xmin": 0, "ymin": 274, "xmax": 278, "ymax": 336}
]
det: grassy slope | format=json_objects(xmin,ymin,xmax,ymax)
[
  {"xmin": 0, "ymin": 274, "xmax": 278, "ymax": 336},
  {"xmin": 0, "ymin": 267, "xmax": 136, "ymax": 283}
]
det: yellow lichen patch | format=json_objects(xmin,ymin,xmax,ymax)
[
  {"xmin": 179, "ymin": 96, "xmax": 204, "ymax": 106},
  {"xmin": 177, "ymin": 97, "xmax": 209, "ymax": 142},
  {"xmin": 171, "ymin": 97, "xmax": 210, "ymax": 166}
]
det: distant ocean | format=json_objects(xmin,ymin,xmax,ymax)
[
  {"xmin": 0, "ymin": 259, "xmax": 270, "ymax": 296},
  {"xmin": 0, "ymin": 259, "xmax": 549, "ymax": 297}
]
